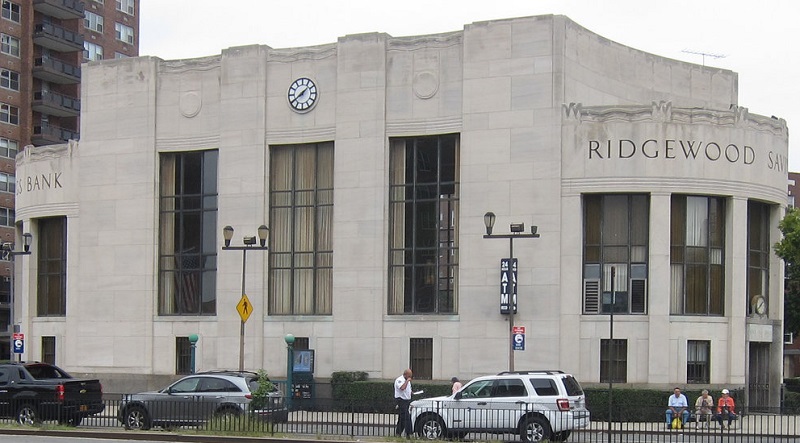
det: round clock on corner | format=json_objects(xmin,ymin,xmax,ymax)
[{"xmin": 287, "ymin": 77, "xmax": 318, "ymax": 113}]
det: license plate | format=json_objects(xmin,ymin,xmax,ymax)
[{"xmin": 80, "ymin": 405, "xmax": 88, "ymax": 412}]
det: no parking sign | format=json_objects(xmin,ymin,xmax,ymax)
[
  {"xmin": 12, "ymin": 332, "xmax": 23, "ymax": 354},
  {"xmin": 512, "ymin": 326, "xmax": 525, "ymax": 351}
]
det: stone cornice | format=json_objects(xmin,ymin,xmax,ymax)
[
  {"xmin": 159, "ymin": 55, "xmax": 221, "ymax": 73},
  {"xmin": 387, "ymin": 31, "xmax": 462, "ymax": 51},
  {"xmin": 16, "ymin": 140, "xmax": 77, "ymax": 166},
  {"xmin": 268, "ymin": 43, "xmax": 337, "ymax": 62},
  {"xmin": 562, "ymin": 101, "xmax": 788, "ymax": 136}
]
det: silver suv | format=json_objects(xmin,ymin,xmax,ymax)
[
  {"xmin": 410, "ymin": 370, "xmax": 589, "ymax": 442},
  {"xmin": 118, "ymin": 370, "xmax": 287, "ymax": 430}
]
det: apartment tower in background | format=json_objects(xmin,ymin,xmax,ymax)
[{"xmin": 0, "ymin": 0, "xmax": 139, "ymax": 357}]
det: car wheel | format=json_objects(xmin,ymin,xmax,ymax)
[
  {"xmin": 16, "ymin": 404, "xmax": 38, "ymax": 426},
  {"xmin": 416, "ymin": 415, "xmax": 446, "ymax": 440},
  {"xmin": 58, "ymin": 415, "xmax": 83, "ymax": 427},
  {"xmin": 123, "ymin": 405, "xmax": 152, "ymax": 430},
  {"xmin": 520, "ymin": 415, "xmax": 551, "ymax": 442},
  {"xmin": 551, "ymin": 430, "xmax": 572, "ymax": 441},
  {"xmin": 215, "ymin": 406, "xmax": 242, "ymax": 419}
]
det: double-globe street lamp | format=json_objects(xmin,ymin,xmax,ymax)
[
  {"xmin": 482, "ymin": 212, "xmax": 539, "ymax": 372},
  {"xmin": 222, "ymin": 225, "xmax": 269, "ymax": 373},
  {"xmin": 2, "ymin": 232, "xmax": 33, "ymax": 361}
]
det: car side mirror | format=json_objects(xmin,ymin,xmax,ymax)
[{"xmin": 454, "ymin": 392, "xmax": 463, "ymax": 400}]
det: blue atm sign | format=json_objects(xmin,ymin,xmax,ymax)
[{"xmin": 500, "ymin": 258, "xmax": 518, "ymax": 314}]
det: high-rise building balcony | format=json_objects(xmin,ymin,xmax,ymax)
[
  {"xmin": 33, "ymin": 23, "xmax": 84, "ymax": 53},
  {"xmin": 32, "ymin": 57, "xmax": 81, "ymax": 85},
  {"xmin": 31, "ymin": 123, "xmax": 79, "ymax": 146},
  {"xmin": 33, "ymin": 0, "xmax": 84, "ymax": 20},
  {"xmin": 32, "ymin": 91, "xmax": 81, "ymax": 117}
]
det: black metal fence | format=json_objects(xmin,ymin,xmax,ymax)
[{"xmin": 2, "ymin": 396, "xmax": 800, "ymax": 442}]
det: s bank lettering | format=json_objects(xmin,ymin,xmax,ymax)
[
  {"xmin": 16, "ymin": 173, "xmax": 63, "ymax": 195},
  {"xmin": 588, "ymin": 139, "xmax": 788, "ymax": 172}
]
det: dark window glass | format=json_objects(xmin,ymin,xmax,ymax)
[
  {"xmin": 37, "ymin": 217, "xmax": 67, "ymax": 316},
  {"xmin": 42, "ymin": 336, "xmax": 56, "ymax": 365},
  {"xmin": 747, "ymin": 201, "xmax": 770, "ymax": 315},
  {"xmin": 529, "ymin": 378, "xmax": 559, "ymax": 396},
  {"xmin": 687, "ymin": 340, "xmax": 710, "ymax": 384},
  {"xmin": 600, "ymin": 339, "xmax": 627, "ymax": 383},
  {"xmin": 583, "ymin": 194, "xmax": 649, "ymax": 314},
  {"xmin": 176, "ymin": 336, "xmax": 191, "ymax": 375},
  {"xmin": 389, "ymin": 135, "xmax": 459, "ymax": 314},
  {"xmin": 410, "ymin": 337, "xmax": 433, "ymax": 380},
  {"xmin": 158, "ymin": 151, "xmax": 218, "ymax": 315}
]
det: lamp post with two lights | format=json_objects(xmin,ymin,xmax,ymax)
[
  {"xmin": 482, "ymin": 212, "xmax": 539, "ymax": 372},
  {"xmin": 2, "ymin": 232, "xmax": 33, "ymax": 361},
  {"xmin": 221, "ymin": 225, "xmax": 269, "ymax": 373}
]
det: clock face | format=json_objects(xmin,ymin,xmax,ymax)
[{"xmin": 287, "ymin": 77, "xmax": 318, "ymax": 112}]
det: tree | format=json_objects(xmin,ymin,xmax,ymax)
[{"xmin": 775, "ymin": 206, "xmax": 800, "ymax": 335}]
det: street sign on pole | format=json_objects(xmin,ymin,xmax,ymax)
[
  {"xmin": 512, "ymin": 326, "xmax": 525, "ymax": 351},
  {"xmin": 500, "ymin": 258, "xmax": 518, "ymax": 314},
  {"xmin": 236, "ymin": 294, "xmax": 252, "ymax": 323},
  {"xmin": 12, "ymin": 332, "xmax": 24, "ymax": 354}
]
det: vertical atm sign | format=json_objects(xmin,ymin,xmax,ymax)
[{"xmin": 500, "ymin": 258, "xmax": 518, "ymax": 314}]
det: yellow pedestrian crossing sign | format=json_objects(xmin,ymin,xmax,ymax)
[{"xmin": 237, "ymin": 294, "xmax": 252, "ymax": 323}]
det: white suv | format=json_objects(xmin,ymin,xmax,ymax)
[{"xmin": 409, "ymin": 370, "xmax": 590, "ymax": 442}]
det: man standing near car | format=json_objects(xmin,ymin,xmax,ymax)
[{"xmin": 394, "ymin": 368, "xmax": 413, "ymax": 437}]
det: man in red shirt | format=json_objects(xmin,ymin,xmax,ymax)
[{"xmin": 715, "ymin": 389, "xmax": 737, "ymax": 429}]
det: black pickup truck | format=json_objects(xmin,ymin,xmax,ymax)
[{"xmin": 0, "ymin": 361, "xmax": 104, "ymax": 426}]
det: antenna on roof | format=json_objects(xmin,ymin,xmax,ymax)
[{"xmin": 681, "ymin": 49, "xmax": 727, "ymax": 67}]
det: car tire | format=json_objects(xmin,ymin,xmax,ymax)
[
  {"xmin": 520, "ymin": 415, "xmax": 551, "ymax": 442},
  {"xmin": 123, "ymin": 405, "xmax": 152, "ymax": 430},
  {"xmin": 16, "ymin": 404, "xmax": 39, "ymax": 426},
  {"xmin": 551, "ymin": 430, "xmax": 572, "ymax": 441},
  {"xmin": 416, "ymin": 415, "xmax": 446, "ymax": 440},
  {"xmin": 215, "ymin": 406, "xmax": 242, "ymax": 419},
  {"xmin": 58, "ymin": 415, "xmax": 83, "ymax": 427}
]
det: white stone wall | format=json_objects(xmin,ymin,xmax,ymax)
[{"xmin": 11, "ymin": 15, "xmax": 789, "ymax": 400}]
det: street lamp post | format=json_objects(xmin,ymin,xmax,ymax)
[
  {"xmin": 3, "ymin": 232, "xmax": 33, "ymax": 362},
  {"xmin": 284, "ymin": 334, "xmax": 295, "ymax": 410},
  {"xmin": 188, "ymin": 333, "xmax": 199, "ymax": 374},
  {"xmin": 482, "ymin": 212, "xmax": 539, "ymax": 372},
  {"xmin": 221, "ymin": 225, "xmax": 269, "ymax": 373}
]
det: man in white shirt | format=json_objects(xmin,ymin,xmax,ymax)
[
  {"xmin": 665, "ymin": 387, "xmax": 690, "ymax": 428},
  {"xmin": 394, "ymin": 368, "xmax": 413, "ymax": 437}
]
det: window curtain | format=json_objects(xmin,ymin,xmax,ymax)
[
  {"xmin": 159, "ymin": 155, "xmax": 176, "ymax": 314},
  {"xmin": 315, "ymin": 144, "xmax": 333, "ymax": 315},
  {"xmin": 685, "ymin": 197, "xmax": 707, "ymax": 247},
  {"xmin": 389, "ymin": 141, "xmax": 406, "ymax": 314},
  {"xmin": 268, "ymin": 143, "xmax": 333, "ymax": 315},
  {"xmin": 269, "ymin": 147, "xmax": 293, "ymax": 314}
]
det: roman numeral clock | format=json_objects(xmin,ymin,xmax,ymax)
[{"xmin": 287, "ymin": 77, "xmax": 318, "ymax": 113}]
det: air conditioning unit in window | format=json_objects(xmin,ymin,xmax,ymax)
[{"xmin": 786, "ymin": 333, "xmax": 795, "ymax": 345}]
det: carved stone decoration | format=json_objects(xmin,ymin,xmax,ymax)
[
  {"xmin": 413, "ymin": 71, "xmax": 439, "ymax": 99},
  {"xmin": 180, "ymin": 91, "xmax": 202, "ymax": 118},
  {"xmin": 651, "ymin": 100, "xmax": 672, "ymax": 122},
  {"xmin": 563, "ymin": 102, "xmax": 583, "ymax": 120}
]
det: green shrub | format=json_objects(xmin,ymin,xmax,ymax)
[
  {"xmin": 784, "ymin": 390, "xmax": 800, "ymax": 413},
  {"xmin": 585, "ymin": 387, "xmax": 744, "ymax": 422},
  {"xmin": 249, "ymin": 369, "xmax": 276, "ymax": 411}
]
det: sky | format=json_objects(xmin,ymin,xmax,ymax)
[{"xmin": 139, "ymin": 0, "xmax": 799, "ymax": 170}]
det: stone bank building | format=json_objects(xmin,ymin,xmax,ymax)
[{"xmin": 12, "ymin": 15, "xmax": 789, "ymax": 407}]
